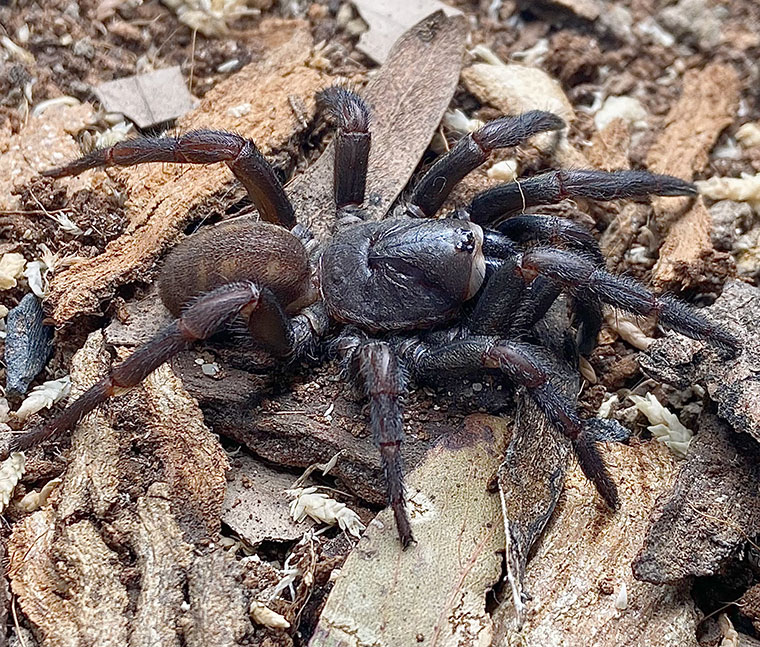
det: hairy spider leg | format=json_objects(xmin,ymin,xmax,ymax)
[
  {"xmin": 407, "ymin": 111, "xmax": 566, "ymax": 218},
  {"xmin": 6, "ymin": 282, "xmax": 292, "ymax": 455},
  {"xmin": 42, "ymin": 130, "xmax": 296, "ymax": 228},
  {"xmin": 467, "ymin": 169, "xmax": 697, "ymax": 225},
  {"xmin": 318, "ymin": 87, "xmax": 371, "ymax": 209},
  {"xmin": 521, "ymin": 247, "xmax": 740, "ymax": 354},
  {"xmin": 405, "ymin": 337, "xmax": 619, "ymax": 509},
  {"xmin": 488, "ymin": 216, "xmax": 606, "ymax": 353},
  {"xmin": 337, "ymin": 332, "xmax": 412, "ymax": 547}
]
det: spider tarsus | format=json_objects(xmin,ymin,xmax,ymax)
[{"xmin": 573, "ymin": 424, "xmax": 620, "ymax": 510}]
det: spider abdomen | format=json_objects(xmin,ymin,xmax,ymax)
[
  {"xmin": 319, "ymin": 218, "xmax": 486, "ymax": 332},
  {"xmin": 158, "ymin": 219, "xmax": 311, "ymax": 316}
]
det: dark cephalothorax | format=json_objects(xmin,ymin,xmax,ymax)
[{"xmin": 15, "ymin": 87, "xmax": 738, "ymax": 548}]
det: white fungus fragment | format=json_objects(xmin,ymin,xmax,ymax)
[
  {"xmin": 0, "ymin": 253, "xmax": 27, "ymax": 290},
  {"xmin": 287, "ymin": 487, "xmax": 365, "ymax": 538},
  {"xmin": 95, "ymin": 121, "xmax": 133, "ymax": 149},
  {"xmin": 736, "ymin": 122, "xmax": 760, "ymax": 149},
  {"xmin": 696, "ymin": 173, "xmax": 760, "ymax": 212},
  {"xmin": 594, "ymin": 96, "xmax": 648, "ymax": 132},
  {"xmin": 604, "ymin": 310, "xmax": 656, "ymax": 350},
  {"xmin": 0, "ymin": 453, "xmax": 25, "ymax": 514},
  {"xmin": 227, "ymin": 102, "xmax": 252, "ymax": 118},
  {"xmin": 250, "ymin": 600, "xmax": 290, "ymax": 629},
  {"xmin": 598, "ymin": 393, "xmax": 619, "ymax": 419},
  {"xmin": 614, "ymin": 582, "xmax": 629, "ymax": 610},
  {"xmin": 441, "ymin": 109, "xmax": 484, "ymax": 134},
  {"xmin": 15, "ymin": 376, "xmax": 71, "ymax": 421},
  {"xmin": 629, "ymin": 392, "xmax": 693, "ymax": 457},
  {"xmin": 31, "ymin": 95, "xmax": 81, "ymax": 118},
  {"xmin": 487, "ymin": 159, "xmax": 518, "ymax": 182},
  {"xmin": 16, "ymin": 477, "xmax": 62, "ymax": 512},
  {"xmin": 161, "ymin": 0, "xmax": 262, "ymax": 38}
]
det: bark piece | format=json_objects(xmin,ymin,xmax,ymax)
[
  {"xmin": 7, "ymin": 330, "xmax": 254, "ymax": 646},
  {"xmin": 310, "ymin": 415, "xmax": 509, "ymax": 647},
  {"xmin": 93, "ymin": 66, "xmax": 197, "ymax": 128},
  {"xmin": 289, "ymin": 10, "xmax": 467, "ymax": 240},
  {"xmin": 4, "ymin": 294, "xmax": 53, "ymax": 397},
  {"xmin": 640, "ymin": 280, "xmax": 759, "ymax": 442},
  {"xmin": 493, "ymin": 442, "xmax": 697, "ymax": 646},
  {"xmin": 633, "ymin": 414, "xmax": 760, "ymax": 584},
  {"xmin": 47, "ymin": 20, "xmax": 327, "ymax": 323},
  {"xmin": 646, "ymin": 64, "xmax": 740, "ymax": 286}
]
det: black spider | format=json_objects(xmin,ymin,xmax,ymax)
[{"xmin": 12, "ymin": 87, "xmax": 738, "ymax": 548}]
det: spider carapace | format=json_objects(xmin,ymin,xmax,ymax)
[{"xmin": 14, "ymin": 87, "xmax": 738, "ymax": 548}]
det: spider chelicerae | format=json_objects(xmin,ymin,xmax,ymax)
[{"xmin": 11, "ymin": 86, "xmax": 738, "ymax": 548}]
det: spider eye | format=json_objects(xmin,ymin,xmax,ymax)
[{"xmin": 455, "ymin": 228, "xmax": 476, "ymax": 253}]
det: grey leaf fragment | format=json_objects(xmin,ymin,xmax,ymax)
[
  {"xmin": 4, "ymin": 293, "xmax": 53, "ymax": 397},
  {"xmin": 223, "ymin": 453, "xmax": 315, "ymax": 546},
  {"xmin": 352, "ymin": 0, "xmax": 462, "ymax": 64},
  {"xmin": 633, "ymin": 413, "xmax": 760, "ymax": 584},
  {"xmin": 94, "ymin": 66, "xmax": 198, "ymax": 128},
  {"xmin": 640, "ymin": 280, "xmax": 760, "ymax": 442}
]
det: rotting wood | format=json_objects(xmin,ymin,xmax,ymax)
[
  {"xmin": 647, "ymin": 63, "xmax": 740, "ymax": 287},
  {"xmin": 6, "ymin": 330, "xmax": 260, "ymax": 646},
  {"xmin": 493, "ymin": 443, "xmax": 698, "ymax": 647},
  {"xmin": 46, "ymin": 19, "xmax": 327, "ymax": 324}
]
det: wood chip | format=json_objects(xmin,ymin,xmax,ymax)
[
  {"xmin": 352, "ymin": 0, "xmax": 462, "ymax": 64},
  {"xmin": 7, "ymin": 330, "xmax": 250, "ymax": 645},
  {"xmin": 94, "ymin": 66, "xmax": 198, "ymax": 128},
  {"xmin": 46, "ymin": 20, "xmax": 327, "ymax": 323},
  {"xmin": 647, "ymin": 64, "xmax": 739, "ymax": 286},
  {"xmin": 493, "ymin": 442, "xmax": 697, "ymax": 645}
]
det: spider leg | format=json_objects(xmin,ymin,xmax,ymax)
[
  {"xmin": 8, "ymin": 282, "xmax": 295, "ymax": 455},
  {"xmin": 42, "ymin": 130, "xmax": 295, "ymax": 228},
  {"xmin": 404, "ymin": 337, "xmax": 619, "ymax": 508},
  {"xmin": 521, "ymin": 247, "xmax": 740, "ymax": 354},
  {"xmin": 468, "ymin": 169, "xmax": 696, "ymax": 225},
  {"xmin": 318, "ymin": 87, "xmax": 371, "ymax": 209},
  {"xmin": 407, "ymin": 111, "xmax": 565, "ymax": 218},
  {"xmin": 337, "ymin": 331, "xmax": 412, "ymax": 547},
  {"xmin": 488, "ymin": 217, "xmax": 605, "ymax": 353}
]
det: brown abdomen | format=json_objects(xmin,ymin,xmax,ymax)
[{"xmin": 158, "ymin": 219, "xmax": 311, "ymax": 316}]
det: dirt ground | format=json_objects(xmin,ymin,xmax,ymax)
[{"xmin": 1, "ymin": 1, "xmax": 760, "ymax": 646}]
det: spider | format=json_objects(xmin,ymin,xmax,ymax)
[{"xmin": 10, "ymin": 87, "xmax": 738, "ymax": 548}]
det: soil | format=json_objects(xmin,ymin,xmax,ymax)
[{"xmin": 1, "ymin": 1, "xmax": 759, "ymax": 646}]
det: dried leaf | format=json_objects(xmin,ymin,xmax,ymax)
[
  {"xmin": 94, "ymin": 66, "xmax": 198, "ymax": 129},
  {"xmin": 352, "ymin": 0, "xmax": 462, "ymax": 63},
  {"xmin": 311, "ymin": 415, "xmax": 508, "ymax": 647}
]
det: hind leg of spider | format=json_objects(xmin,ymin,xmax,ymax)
[
  {"xmin": 407, "ymin": 111, "xmax": 565, "ymax": 218},
  {"xmin": 521, "ymin": 247, "xmax": 740, "ymax": 355},
  {"xmin": 336, "ymin": 330, "xmax": 412, "ymax": 547},
  {"xmin": 402, "ymin": 336, "xmax": 619, "ymax": 508},
  {"xmin": 6, "ymin": 282, "xmax": 297, "ymax": 457},
  {"xmin": 42, "ymin": 130, "xmax": 295, "ymax": 228},
  {"xmin": 467, "ymin": 169, "xmax": 697, "ymax": 225}
]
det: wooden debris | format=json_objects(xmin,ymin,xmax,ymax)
[
  {"xmin": 352, "ymin": 0, "xmax": 462, "ymax": 63},
  {"xmin": 310, "ymin": 415, "xmax": 509, "ymax": 647},
  {"xmin": 46, "ymin": 20, "xmax": 327, "ymax": 323},
  {"xmin": 7, "ymin": 330, "xmax": 252, "ymax": 645},
  {"xmin": 633, "ymin": 414, "xmax": 760, "ymax": 584},
  {"xmin": 223, "ymin": 453, "xmax": 316, "ymax": 546},
  {"xmin": 640, "ymin": 280, "xmax": 758, "ymax": 442},
  {"xmin": 493, "ymin": 442, "xmax": 697, "ymax": 646},
  {"xmin": 647, "ymin": 64, "xmax": 740, "ymax": 286}
]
